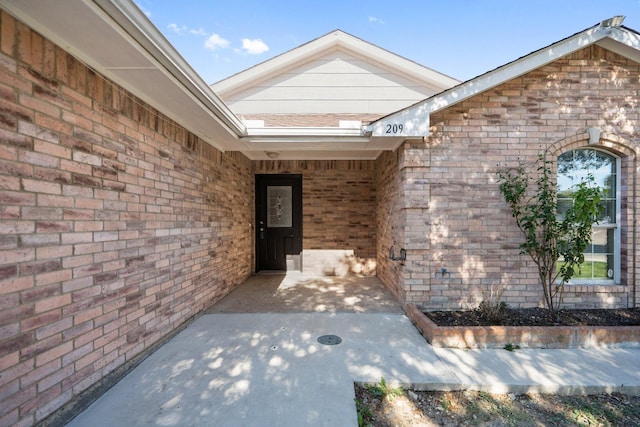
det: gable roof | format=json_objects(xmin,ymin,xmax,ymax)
[
  {"xmin": 212, "ymin": 30, "xmax": 460, "ymax": 100},
  {"xmin": 212, "ymin": 30, "xmax": 461, "ymax": 160},
  {"xmin": 367, "ymin": 16, "xmax": 640, "ymax": 143}
]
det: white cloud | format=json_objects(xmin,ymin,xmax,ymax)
[
  {"xmin": 168, "ymin": 23, "xmax": 188, "ymax": 34},
  {"xmin": 368, "ymin": 16, "xmax": 384, "ymax": 25},
  {"xmin": 240, "ymin": 38, "xmax": 269, "ymax": 55},
  {"xmin": 205, "ymin": 33, "xmax": 230, "ymax": 50},
  {"xmin": 168, "ymin": 23, "xmax": 210, "ymax": 38},
  {"xmin": 190, "ymin": 27, "xmax": 208, "ymax": 37}
]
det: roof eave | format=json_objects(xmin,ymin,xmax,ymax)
[
  {"xmin": 367, "ymin": 23, "xmax": 639, "ymax": 138},
  {"xmin": 94, "ymin": 0, "xmax": 246, "ymax": 134},
  {"xmin": 0, "ymin": 0, "xmax": 247, "ymax": 151}
]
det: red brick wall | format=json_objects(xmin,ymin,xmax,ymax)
[
  {"xmin": 254, "ymin": 160, "xmax": 376, "ymax": 274},
  {"xmin": 0, "ymin": 12, "xmax": 253, "ymax": 426},
  {"xmin": 406, "ymin": 45, "xmax": 639, "ymax": 309}
]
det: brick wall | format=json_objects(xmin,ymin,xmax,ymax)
[
  {"xmin": 0, "ymin": 12, "xmax": 253, "ymax": 426},
  {"xmin": 405, "ymin": 45, "xmax": 639, "ymax": 310},
  {"xmin": 254, "ymin": 160, "xmax": 376, "ymax": 275},
  {"xmin": 374, "ymin": 150, "xmax": 406, "ymax": 301}
]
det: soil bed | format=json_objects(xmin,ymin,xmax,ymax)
[{"xmin": 425, "ymin": 307, "xmax": 640, "ymax": 327}]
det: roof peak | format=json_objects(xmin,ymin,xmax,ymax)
[{"xmin": 212, "ymin": 29, "xmax": 460, "ymax": 96}]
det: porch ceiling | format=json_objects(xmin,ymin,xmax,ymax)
[{"xmin": 239, "ymin": 127, "xmax": 405, "ymax": 160}]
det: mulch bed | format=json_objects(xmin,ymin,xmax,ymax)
[{"xmin": 425, "ymin": 307, "xmax": 640, "ymax": 327}]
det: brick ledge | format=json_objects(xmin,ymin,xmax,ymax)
[{"xmin": 405, "ymin": 304, "xmax": 640, "ymax": 349}]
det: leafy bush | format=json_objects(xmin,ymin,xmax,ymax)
[{"xmin": 497, "ymin": 155, "xmax": 602, "ymax": 313}]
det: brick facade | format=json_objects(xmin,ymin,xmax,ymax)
[
  {"xmin": 375, "ymin": 150, "xmax": 406, "ymax": 301},
  {"xmin": 2, "ymin": 9, "xmax": 640, "ymax": 427},
  {"xmin": 254, "ymin": 160, "xmax": 377, "ymax": 275},
  {"xmin": 0, "ymin": 13, "xmax": 253, "ymax": 426},
  {"xmin": 384, "ymin": 46, "xmax": 639, "ymax": 310}
]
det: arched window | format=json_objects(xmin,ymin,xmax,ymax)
[{"xmin": 557, "ymin": 148, "xmax": 619, "ymax": 283}]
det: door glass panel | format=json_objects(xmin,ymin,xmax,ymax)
[{"xmin": 267, "ymin": 186, "xmax": 292, "ymax": 228}]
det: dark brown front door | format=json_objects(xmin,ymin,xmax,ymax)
[{"xmin": 255, "ymin": 174, "xmax": 302, "ymax": 271}]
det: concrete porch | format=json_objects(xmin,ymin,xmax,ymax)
[
  {"xmin": 61, "ymin": 273, "xmax": 640, "ymax": 427},
  {"xmin": 205, "ymin": 272, "xmax": 404, "ymax": 314}
]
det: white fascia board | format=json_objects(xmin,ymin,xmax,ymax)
[
  {"xmin": 212, "ymin": 31, "xmax": 343, "ymax": 94},
  {"xmin": 241, "ymin": 142, "xmax": 371, "ymax": 151},
  {"xmin": 242, "ymin": 150, "xmax": 382, "ymax": 161},
  {"xmin": 596, "ymin": 26, "xmax": 640, "ymax": 61},
  {"xmin": 367, "ymin": 25, "xmax": 611, "ymax": 138},
  {"xmin": 240, "ymin": 136, "xmax": 370, "ymax": 147},
  {"xmin": 93, "ymin": 0, "xmax": 246, "ymax": 136},
  {"xmin": 339, "ymin": 34, "xmax": 461, "ymax": 89},
  {"xmin": 241, "ymin": 127, "xmax": 372, "ymax": 150},
  {"xmin": 246, "ymin": 127, "xmax": 363, "ymax": 137},
  {"xmin": 603, "ymin": 25, "xmax": 640, "ymax": 46},
  {"xmin": 240, "ymin": 128, "xmax": 400, "ymax": 157}
]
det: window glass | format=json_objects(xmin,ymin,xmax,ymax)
[
  {"xmin": 267, "ymin": 186, "xmax": 292, "ymax": 228},
  {"xmin": 557, "ymin": 149, "xmax": 617, "ymax": 283}
]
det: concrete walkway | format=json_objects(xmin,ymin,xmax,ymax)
[{"xmin": 65, "ymin": 275, "xmax": 640, "ymax": 426}]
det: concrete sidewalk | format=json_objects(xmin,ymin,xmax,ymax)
[{"xmin": 66, "ymin": 312, "xmax": 640, "ymax": 427}]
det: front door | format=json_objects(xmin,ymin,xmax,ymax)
[{"xmin": 255, "ymin": 174, "xmax": 302, "ymax": 271}]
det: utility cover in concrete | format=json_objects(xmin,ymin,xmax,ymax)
[{"xmin": 317, "ymin": 334, "xmax": 342, "ymax": 345}]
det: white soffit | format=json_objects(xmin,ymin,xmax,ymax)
[
  {"xmin": 246, "ymin": 150, "xmax": 384, "ymax": 161},
  {"xmin": 367, "ymin": 21, "xmax": 640, "ymax": 139},
  {"xmin": 239, "ymin": 125, "xmax": 400, "ymax": 160},
  {"xmin": 0, "ymin": 0, "xmax": 246, "ymax": 151}
]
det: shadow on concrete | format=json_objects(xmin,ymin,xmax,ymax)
[{"xmin": 205, "ymin": 272, "xmax": 403, "ymax": 314}]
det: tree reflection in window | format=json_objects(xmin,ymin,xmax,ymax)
[{"xmin": 557, "ymin": 149, "xmax": 618, "ymax": 281}]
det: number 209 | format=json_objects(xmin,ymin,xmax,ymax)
[{"xmin": 385, "ymin": 123, "xmax": 404, "ymax": 134}]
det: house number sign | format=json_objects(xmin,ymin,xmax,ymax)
[
  {"xmin": 370, "ymin": 117, "xmax": 428, "ymax": 137},
  {"xmin": 385, "ymin": 123, "xmax": 404, "ymax": 134}
]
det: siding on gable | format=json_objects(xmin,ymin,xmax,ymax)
[{"xmin": 224, "ymin": 51, "xmax": 441, "ymax": 115}]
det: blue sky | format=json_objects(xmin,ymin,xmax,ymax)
[{"xmin": 135, "ymin": 1, "xmax": 639, "ymax": 85}]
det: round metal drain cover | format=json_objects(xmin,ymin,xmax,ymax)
[{"xmin": 317, "ymin": 335, "xmax": 342, "ymax": 345}]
